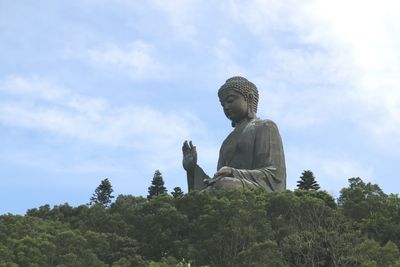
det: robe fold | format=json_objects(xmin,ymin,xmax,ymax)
[{"xmin": 188, "ymin": 118, "xmax": 286, "ymax": 192}]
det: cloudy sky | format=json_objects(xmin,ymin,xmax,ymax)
[{"xmin": 1, "ymin": 0, "xmax": 399, "ymax": 214}]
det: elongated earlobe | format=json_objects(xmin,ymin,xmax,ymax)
[{"xmin": 247, "ymin": 95, "xmax": 255, "ymax": 119}]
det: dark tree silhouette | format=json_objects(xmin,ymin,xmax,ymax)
[
  {"xmin": 171, "ymin": 187, "xmax": 184, "ymax": 199},
  {"xmin": 147, "ymin": 170, "xmax": 167, "ymax": 199},
  {"xmin": 89, "ymin": 178, "xmax": 115, "ymax": 207},
  {"xmin": 297, "ymin": 170, "xmax": 320, "ymax": 190}
]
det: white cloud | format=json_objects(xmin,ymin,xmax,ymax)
[
  {"xmin": 213, "ymin": 38, "xmax": 247, "ymax": 79},
  {"xmin": 88, "ymin": 40, "xmax": 167, "ymax": 79},
  {"xmin": 149, "ymin": 0, "xmax": 200, "ymax": 39},
  {"xmin": 254, "ymin": 47, "xmax": 351, "ymax": 128},
  {"xmin": 303, "ymin": 0, "xmax": 400, "ymax": 142},
  {"xmin": 261, "ymin": 86, "xmax": 344, "ymax": 128},
  {"xmin": 0, "ymin": 76, "xmax": 107, "ymax": 114},
  {"xmin": 287, "ymin": 148, "xmax": 374, "ymax": 193},
  {"xmin": 227, "ymin": 0, "xmax": 300, "ymax": 36},
  {"xmin": 0, "ymin": 76, "xmax": 205, "ymax": 171},
  {"xmin": 225, "ymin": 0, "xmax": 400, "ymax": 147}
]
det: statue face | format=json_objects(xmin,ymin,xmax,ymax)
[{"xmin": 219, "ymin": 90, "xmax": 248, "ymax": 123}]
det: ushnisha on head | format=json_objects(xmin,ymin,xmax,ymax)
[{"xmin": 218, "ymin": 76, "xmax": 259, "ymax": 126}]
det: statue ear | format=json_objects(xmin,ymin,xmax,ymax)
[{"xmin": 247, "ymin": 95, "xmax": 255, "ymax": 119}]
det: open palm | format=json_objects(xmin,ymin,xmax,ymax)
[{"xmin": 182, "ymin": 140, "xmax": 197, "ymax": 172}]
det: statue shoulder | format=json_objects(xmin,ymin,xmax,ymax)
[
  {"xmin": 253, "ymin": 118, "xmax": 279, "ymax": 130},
  {"xmin": 252, "ymin": 119, "xmax": 283, "ymax": 142}
]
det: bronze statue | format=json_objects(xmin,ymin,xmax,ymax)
[{"xmin": 182, "ymin": 76, "xmax": 286, "ymax": 192}]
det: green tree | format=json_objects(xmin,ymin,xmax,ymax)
[
  {"xmin": 7, "ymin": 178, "xmax": 400, "ymax": 266},
  {"xmin": 134, "ymin": 194, "xmax": 188, "ymax": 260},
  {"xmin": 236, "ymin": 240, "xmax": 286, "ymax": 267},
  {"xmin": 178, "ymin": 189, "xmax": 274, "ymax": 266},
  {"xmin": 0, "ymin": 243, "xmax": 14, "ymax": 264},
  {"xmin": 294, "ymin": 189, "xmax": 337, "ymax": 209},
  {"xmin": 147, "ymin": 170, "xmax": 167, "ymax": 199},
  {"xmin": 90, "ymin": 178, "xmax": 115, "ymax": 208},
  {"xmin": 338, "ymin": 177, "xmax": 400, "ymax": 245},
  {"xmin": 297, "ymin": 170, "xmax": 320, "ymax": 190},
  {"xmin": 266, "ymin": 191, "xmax": 359, "ymax": 266},
  {"xmin": 338, "ymin": 177, "xmax": 386, "ymax": 221},
  {"xmin": 171, "ymin": 187, "xmax": 184, "ymax": 199},
  {"xmin": 356, "ymin": 239, "xmax": 400, "ymax": 267}
]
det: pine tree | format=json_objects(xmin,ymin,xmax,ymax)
[
  {"xmin": 89, "ymin": 178, "xmax": 115, "ymax": 207},
  {"xmin": 171, "ymin": 187, "xmax": 184, "ymax": 199},
  {"xmin": 147, "ymin": 170, "xmax": 167, "ymax": 199},
  {"xmin": 297, "ymin": 170, "xmax": 320, "ymax": 190}
]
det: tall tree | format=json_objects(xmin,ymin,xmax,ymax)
[
  {"xmin": 90, "ymin": 178, "xmax": 115, "ymax": 207},
  {"xmin": 297, "ymin": 170, "xmax": 320, "ymax": 190},
  {"xmin": 147, "ymin": 170, "xmax": 167, "ymax": 199},
  {"xmin": 171, "ymin": 187, "xmax": 184, "ymax": 199}
]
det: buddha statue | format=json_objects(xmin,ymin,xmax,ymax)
[{"xmin": 182, "ymin": 76, "xmax": 286, "ymax": 192}]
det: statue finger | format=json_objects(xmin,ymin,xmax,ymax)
[
  {"xmin": 182, "ymin": 140, "xmax": 187, "ymax": 148},
  {"xmin": 207, "ymin": 176, "xmax": 222, "ymax": 185},
  {"xmin": 213, "ymin": 171, "xmax": 221, "ymax": 179},
  {"xmin": 204, "ymin": 178, "xmax": 215, "ymax": 186},
  {"xmin": 182, "ymin": 140, "xmax": 190, "ymax": 154},
  {"xmin": 189, "ymin": 140, "xmax": 194, "ymax": 150}
]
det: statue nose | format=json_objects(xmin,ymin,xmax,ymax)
[{"xmin": 224, "ymin": 102, "xmax": 232, "ymax": 109}]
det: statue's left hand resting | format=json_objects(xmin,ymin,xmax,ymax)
[
  {"xmin": 182, "ymin": 140, "xmax": 197, "ymax": 173},
  {"xmin": 204, "ymin": 166, "xmax": 234, "ymax": 186}
]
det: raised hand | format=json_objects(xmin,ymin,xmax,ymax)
[{"xmin": 182, "ymin": 140, "xmax": 197, "ymax": 172}]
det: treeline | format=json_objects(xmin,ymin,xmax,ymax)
[{"xmin": 1, "ymin": 177, "xmax": 400, "ymax": 266}]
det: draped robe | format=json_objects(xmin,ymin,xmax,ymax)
[{"xmin": 188, "ymin": 118, "xmax": 286, "ymax": 192}]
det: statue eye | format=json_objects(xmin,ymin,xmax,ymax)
[{"xmin": 226, "ymin": 96, "xmax": 235, "ymax": 103}]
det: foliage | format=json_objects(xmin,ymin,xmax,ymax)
[
  {"xmin": 297, "ymin": 170, "xmax": 320, "ymax": 190},
  {"xmin": 2, "ymin": 177, "xmax": 400, "ymax": 266},
  {"xmin": 89, "ymin": 178, "xmax": 115, "ymax": 208},
  {"xmin": 147, "ymin": 170, "xmax": 167, "ymax": 199},
  {"xmin": 171, "ymin": 187, "xmax": 184, "ymax": 199},
  {"xmin": 294, "ymin": 189, "xmax": 337, "ymax": 209},
  {"xmin": 338, "ymin": 177, "xmax": 400, "ymax": 246}
]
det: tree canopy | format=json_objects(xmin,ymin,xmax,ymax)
[
  {"xmin": 89, "ymin": 178, "xmax": 115, "ymax": 208},
  {"xmin": 297, "ymin": 170, "xmax": 320, "ymax": 190},
  {"xmin": 171, "ymin": 187, "xmax": 184, "ymax": 199},
  {"xmin": 147, "ymin": 170, "xmax": 167, "ymax": 199},
  {"xmin": 2, "ymin": 176, "xmax": 400, "ymax": 266}
]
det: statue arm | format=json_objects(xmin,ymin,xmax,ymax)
[
  {"xmin": 186, "ymin": 165, "xmax": 210, "ymax": 192},
  {"xmin": 182, "ymin": 140, "xmax": 211, "ymax": 192}
]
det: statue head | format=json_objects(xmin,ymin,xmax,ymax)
[{"xmin": 218, "ymin": 76, "xmax": 259, "ymax": 126}]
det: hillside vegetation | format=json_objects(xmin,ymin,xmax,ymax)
[{"xmin": 1, "ymin": 177, "xmax": 400, "ymax": 266}]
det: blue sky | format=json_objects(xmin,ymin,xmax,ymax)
[{"xmin": 1, "ymin": 0, "xmax": 399, "ymax": 214}]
